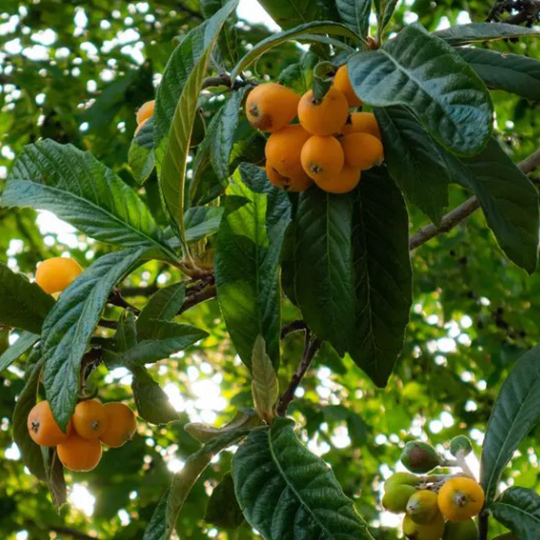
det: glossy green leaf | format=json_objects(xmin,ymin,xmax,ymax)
[
  {"xmin": 205, "ymin": 473, "xmax": 244, "ymax": 529},
  {"xmin": 349, "ymin": 168, "xmax": 412, "ymax": 387},
  {"xmin": 0, "ymin": 331, "xmax": 39, "ymax": 373},
  {"xmin": 129, "ymin": 116, "xmax": 155, "ymax": 185},
  {"xmin": 443, "ymin": 138, "xmax": 539, "ymax": 274},
  {"xmin": 348, "ymin": 23, "xmax": 493, "ymax": 156},
  {"xmin": 491, "ymin": 487, "xmax": 540, "ymax": 540},
  {"xmin": 12, "ymin": 358, "xmax": 46, "ymax": 481},
  {"xmin": 434, "ymin": 22, "xmax": 540, "ymax": 46},
  {"xmin": 0, "ymin": 263, "xmax": 54, "ymax": 334},
  {"xmin": 3, "ymin": 140, "xmax": 174, "ymax": 257},
  {"xmin": 481, "ymin": 345, "xmax": 540, "ymax": 502},
  {"xmin": 184, "ymin": 206, "xmax": 224, "ymax": 242},
  {"xmin": 293, "ymin": 187, "xmax": 356, "ymax": 355},
  {"xmin": 336, "ymin": 0, "xmax": 371, "ymax": 38},
  {"xmin": 251, "ymin": 336, "xmax": 279, "ymax": 423},
  {"xmin": 380, "ymin": 0, "xmax": 399, "ymax": 29},
  {"xmin": 143, "ymin": 488, "xmax": 169, "ymax": 540},
  {"xmin": 256, "ymin": 0, "xmax": 339, "ymax": 30},
  {"xmin": 232, "ymin": 417, "xmax": 374, "ymax": 540},
  {"xmin": 375, "ymin": 106, "xmax": 450, "ymax": 224},
  {"xmin": 154, "ymin": 1, "xmax": 239, "ymax": 248},
  {"xmin": 42, "ymin": 247, "xmax": 148, "ymax": 430},
  {"xmin": 185, "ymin": 409, "xmax": 260, "ymax": 444},
  {"xmin": 458, "ymin": 48, "xmax": 540, "ymax": 102},
  {"xmin": 115, "ymin": 310, "xmax": 138, "ymax": 352},
  {"xmin": 137, "ymin": 283, "xmax": 186, "ymax": 336},
  {"xmin": 231, "ymin": 21, "xmax": 363, "ymax": 80},
  {"xmin": 201, "ymin": 0, "xmax": 238, "ymax": 65},
  {"xmin": 215, "ymin": 164, "xmax": 291, "ymax": 368},
  {"xmin": 131, "ymin": 366, "xmax": 178, "ymax": 425}
]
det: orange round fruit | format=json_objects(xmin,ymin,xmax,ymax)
[
  {"xmin": 342, "ymin": 112, "xmax": 381, "ymax": 140},
  {"xmin": 136, "ymin": 99, "xmax": 155, "ymax": 125},
  {"xmin": 246, "ymin": 83, "xmax": 300, "ymax": 133},
  {"xmin": 99, "ymin": 402, "xmax": 137, "ymax": 448},
  {"xmin": 35, "ymin": 257, "xmax": 83, "ymax": 295},
  {"xmin": 333, "ymin": 65, "xmax": 362, "ymax": 108},
  {"xmin": 313, "ymin": 165, "xmax": 361, "ymax": 194},
  {"xmin": 438, "ymin": 477, "xmax": 485, "ymax": 522},
  {"xmin": 57, "ymin": 434, "xmax": 102, "ymax": 472},
  {"xmin": 341, "ymin": 132, "xmax": 384, "ymax": 170},
  {"xmin": 27, "ymin": 401, "xmax": 71, "ymax": 447},
  {"xmin": 298, "ymin": 88, "xmax": 350, "ymax": 136},
  {"xmin": 134, "ymin": 117, "xmax": 149, "ymax": 136},
  {"xmin": 72, "ymin": 399, "xmax": 109, "ymax": 440},
  {"xmin": 301, "ymin": 135, "xmax": 344, "ymax": 184},
  {"xmin": 266, "ymin": 162, "xmax": 313, "ymax": 193}
]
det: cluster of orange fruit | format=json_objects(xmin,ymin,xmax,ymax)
[
  {"xmin": 27, "ymin": 399, "xmax": 137, "ymax": 472},
  {"xmin": 246, "ymin": 65, "xmax": 383, "ymax": 194}
]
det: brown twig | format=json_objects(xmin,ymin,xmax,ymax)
[
  {"xmin": 119, "ymin": 285, "xmax": 159, "ymax": 297},
  {"xmin": 281, "ymin": 320, "xmax": 308, "ymax": 339},
  {"xmin": 176, "ymin": 1, "xmax": 203, "ymax": 20},
  {"xmin": 108, "ymin": 288, "xmax": 140, "ymax": 315},
  {"xmin": 202, "ymin": 73, "xmax": 257, "ymax": 91},
  {"xmin": 178, "ymin": 283, "xmax": 217, "ymax": 314},
  {"xmin": 409, "ymin": 147, "xmax": 540, "ymax": 251}
]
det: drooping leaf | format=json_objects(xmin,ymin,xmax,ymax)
[
  {"xmin": 256, "ymin": 0, "xmax": 340, "ymax": 30},
  {"xmin": 336, "ymin": 0, "xmax": 371, "ymax": 38},
  {"xmin": 491, "ymin": 487, "xmax": 540, "ymax": 540},
  {"xmin": 231, "ymin": 21, "xmax": 362, "ymax": 80},
  {"xmin": 137, "ymin": 283, "xmax": 186, "ymax": 336},
  {"xmin": 200, "ymin": 0, "xmax": 239, "ymax": 65},
  {"xmin": 481, "ymin": 345, "xmax": 540, "ymax": 502},
  {"xmin": 443, "ymin": 138, "xmax": 539, "ymax": 274},
  {"xmin": 380, "ymin": 0, "xmax": 399, "ymax": 30},
  {"xmin": 184, "ymin": 206, "xmax": 224, "ymax": 242},
  {"xmin": 232, "ymin": 417, "xmax": 374, "ymax": 540},
  {"xmin": 129, "ymin": 116, "xmax": 155, "ymax": 185},
  {"xmin": 2, "ymin": 140, "xmax": 175, "ymax": 258},
  {"xmin": 114, "ymin": 310, "xmax": 138, "ymax": 352},
  {"xmin": 42, "ymin": 448, "xmax": 67, "ymax": 509},
  {"xmin": 143, "ymin": 488, "xmax": 170, "ymax": 540},
  {"xmin": 215, "ymin": 164, "xmax": 291, "ymax": 368},
  {"xmin": 0, "ymin": 263, "xmax": 55, "ymax": 334},
  {"xmin": 205, "ymin": 473, "xmax": 244, "ymax": 530},
  {"xmin": 0, "ymin": 331, "xmax": 39, "ymax": 373},
  {"xmin": 434, "ymin": 22, "xmax": 540, "ymax": 46},
  {"xmin": 12, "ymin": 358, "xmax": 46, "ymax": 481},
  {"xmin": 458, "ymin": 48, "xmax": 540, "ymax": 102},
  {"xmin": 293, "ymin": 187, "xmax": 356, "ymax": 355},
  {"xmin": 42, "ymin": 247, "xmax": 148, "ymax": 430},
  {"xmin": 375, "ymin": 106, "xmax": 450, "ymax": 224},
  {"xmin": 348, "ymin": 23, "xmax": 493, "ymax": 156},
  {"xmin": 349, "ymin": 167, "xmax": 412, "ymax": 387},
  {"xmin": 154, "ymin": 0, "xmax": 239, "ymax": 248},
  {"xmin": 131, "ymin": 366, "xmax": 178, "ymax": 425},
  {"xmin": 251, "ymin": 336, "xmax": 279, "ymax": 423}
]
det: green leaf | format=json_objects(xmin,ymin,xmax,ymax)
[
  {"xmin": 349, "ymin": 167, "xmax": 412, "ymax": 387},
  {"xmin": 143, "ymin": 488, "xmax": 170, "ymax": 540},
  {"xmin": 137, "ymin": 283, "xmax": 186, "ymax": 336},
  {"xmin": 336, "ymin": 0, "xmax": 371, "ymax": 38},
  {"xmin": 0, "ymin": 263, "xmax": 55, "ymax": 334},
  {"xmin": 3, "ymin": 140, "xmax": 174, "ymax": 257},
  {"xmin": 231, "ymin": 21, "xmax": 363, "ymax": 80},
  {"xmin": 201, "ymin": 0, "xmax": 239, "ymax": 65},
  {"xmin": 481, "ymin": 345, "xmax": 540, "ymax": 502},
  {"xmin": 0, "ymin": 332, "xmax": 39, "ymax": 373},
  {"xmin": 215, "ymin": 164, "xmax": 291, "ymax": 368},
  {"xmin": 232, "ymin": 417, "xmax": 374, "ymax": 540},
  {"xmin": 205, "ymin": 473, "xmax": 244, "ymax": 529},
  {"xmin": 443, "ymin": 138, "xmax": 539, "ymax": 274},
  {"xmin": 375, "ymin": 106, "xmax": 450, "ymax": 224},
  {"xmin": 114, "ymin": 310, "xmax": 138, "ymax": 352},
  {"xmin": 256, "ymin": 0, "xmax": 339, "ymax": 30},
  {"xmin": 106, "ymin": 320, "xmax": 207, "ymax": 368},
  {"xmin": 131, "ymin": 366, "xmax": 178, "ymax": 425},
  {"xmin": 348, "ymin": 23, "xmax": 493, "ymax": 156},
  {"xmin": 293, "ymin": 187, "xmax": 356, "ymax": 355},
  {"xmin": 184, "ymin": 206, "xmax": 224, "ymax": 243},
  {"xmin": 146, "ymin": 426, "xmax": 251, "ymax": 540},
  {"xmin": 380, "ymin": 0, "xmax": 399, "ymax": 30},
  {"xmin": 458, "ymin": 48, "xmax": 540, "ymax": 102},
  {"xmin": 42, "ymin": 247, "xmax": 148, "ymax": 430},
  {"xmin": 491, "ymin": 487, "xmax": 540, "ymax": 540},
  {"xmin": 251, "ymin": 336, "xmax": 279, "ymax": 423},
  {"xmin": 154, "ymin": 0, "xmax": 239, "ymax": 248},
  {"xmin": 13, "ymin": 358, "xmax": 46, "ymax": 481},
  {"xmin": 129, "ymin": 116, "xmax": 155, "ymax": 185},
  {"xmin": 434, "ymin": 22, "xmax": 540, "ymax": 46},
  {"xmin": 42, "ymin": 447, "xmax": 67, "ymax": 509},
  {"xmin": 185, "ymin": 409, "xmax": 260, "ymax": 444}
]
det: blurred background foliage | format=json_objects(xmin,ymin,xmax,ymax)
[{"xmin": 0, "ymin": 0, "xmax": 539, "ymax": 539}]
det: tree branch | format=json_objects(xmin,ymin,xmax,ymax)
[
  {"xmin": 409, "ymin": 146, "xmax": 540, "ymax": 251},
  {"xmin": 178, "ymin": 283, "xmax": 217, "ymax": 314},
  {"xmin": 281, "ymin": 320, "xmax": 308, "ymax": 339}
]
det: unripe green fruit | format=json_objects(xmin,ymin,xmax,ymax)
[
  {"xmin": 406, "ymin": 490, "xmax": 440, "ymax": 524},
  {"xmin": 442, "ymin": 519, "xmax": 478, "ymax": 540},
  {"xmin": 384, "ymin": 472, "xmax": 421, "ymax": 491},
  {"xmin": 450, "ymin": 435, "xmax": 473, "ymax": 457},
  {"xmin": 382, "ymin": 484, "xmax": 416, "ymax": 513},
  {"xmin": 401, "ymin": 441, "xmax": 441, "ymax": 474},
  {"xmin": 403, "ymin": 513, "xmax": 445, "ymax": 540}
]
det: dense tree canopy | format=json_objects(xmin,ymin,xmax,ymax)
[{"xmin": 1, "ymin": 1, "xmax": 540, "ymax": 539}]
